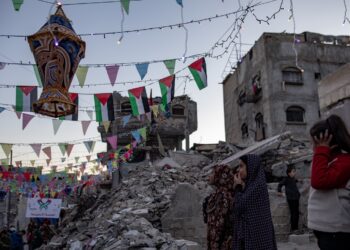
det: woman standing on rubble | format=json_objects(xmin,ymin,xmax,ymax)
[
  {"xmin": 308, "ymin": 114, "xmax": 350, "ymax": 250},
  {"xmin": 203, "ymin": 164, "xmax": 235, "ymax": 250},
  {"xmin": 233, "ymin": 154, "xmax": 277, "ymax": 250}
]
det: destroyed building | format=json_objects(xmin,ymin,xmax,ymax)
[
  {"xmin": 318, "ymin": 62, "xmax": 350, "ymax": 129},
  {"xmin": 97, "ymin": 92, "xmax": 197, "ymax": 161},
  {"xmin": 223, "ymin": 32, "xmax": 350, "ymax": 144}
]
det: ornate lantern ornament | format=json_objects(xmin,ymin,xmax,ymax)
[{"xmin": 28, "ymin": 5, "xmax": 85, "ymax": 117}]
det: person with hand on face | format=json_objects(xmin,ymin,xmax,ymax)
[
  {"xmin": 308, "ymin": 114, "xmax": 350, "ymax": 250},
  {"xmin": 202, "ymin": 165, "xmax": 235, "ymax": 250},
  {"xmin": 232, "ymin": 154, "xmax": 277, "ymax": 250}
]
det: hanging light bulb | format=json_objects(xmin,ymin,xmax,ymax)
[
  {"xmin": 54, "ymin": 37, "xmax": 59, "ymax": 46},
  {"xmin": 117, "ymin": 35, "xmax": 123, "ymax": 45}
]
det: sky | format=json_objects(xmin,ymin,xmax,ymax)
[{"xmin": 0, "ymin": 0, "xmax": 349, "ymax": 170}]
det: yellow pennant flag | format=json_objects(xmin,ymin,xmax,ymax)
[
  {"xmin": 102, "ymin": 121, "xmax": 111, "ymax": 133},
  {"xmin": 1, "ymin": 144, "xmax": 13, "ymax": 158}
]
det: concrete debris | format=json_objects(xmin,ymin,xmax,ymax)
[{"xmin": 40, "ymin": 131, "xmax": 314, "ymax": 249}]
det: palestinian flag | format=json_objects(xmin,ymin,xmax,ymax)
[
  {"xmin": 159, "ymin": 75, "xmax": 175, "ymax": 108},
  {"xmin": 128, "ymin": 86, "xmax": 150, "ymax": 116},
  {"xmin": 188, "ymin": 57, "xmax": 207, "ymax": 90},
  {"xmin": 15, "ymin": 86, "xmax": 38, "ymax": 112},
  {"xmin": 59, "ymin": 93, "xmax": 79, "ymax": 121},
  {"xmin": 94, "ymin": 93, "xmax": 115, "ymax": 122}
]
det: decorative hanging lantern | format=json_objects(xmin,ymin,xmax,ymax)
[{"xmin": 28, "ymin": 5, "xmax": 85, "ymax": 117}]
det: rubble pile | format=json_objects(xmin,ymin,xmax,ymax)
[{"xmin": 43, "ymin": 162, "xmax": 208, "ymax": 250}]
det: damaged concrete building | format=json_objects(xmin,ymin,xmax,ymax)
[
  {"xmin": 223, "ymin": 32, "xmax": 350, "ymax": 144},
  {"xmin": 98, "ymin": 92, "xmax": 197, "ymax": 160},
  {"xmin": 318, "ymin": 62, "xmax": 350, "ymax": 129}
]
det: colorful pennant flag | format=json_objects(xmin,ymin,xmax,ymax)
[
  {"xmin": 122, "ymin": 114, "xmax": 132, "ymax": 127},
  {"xmin": 164, "ymin": 59, "xmax": 176, "ymax": 75},
  {"xmin": 106, "ymin": 65, "xmax": 120, "ymax": 86},
  {"xmin": 33, "ymin": 65, "xmax": 43, "ymax": 87},
  {"xmin": 52, "ymin": 120, "xmax": 63, "ymax": 135},
  {"xmin": 81, "ymin": 121, "xmax": 91, "ymax": 135},
  {"xmin": 30, "ymin": 160, "xmax": 35, "ymax": 167},
  {"xmin": 128, "ymin": 86, "xmax": 150, "ymax": 116},
  {"xmin": 61, "ymin": 158, "xmax": 66, "ymax": 163},
  {"xmin": 22, "ymin": 113, "xmax": 34, "ymax": 130},
  {"xmin": 159, "ymin": 75, "xmax": 175, "ymax": 108},
  {"xmin": 76, "ymin": 66, "xmax": 89, "ymax": 87},
  {"xmin": 15, "ymin": 161, "xmax": 22, "ymax": 167},
  {"xmin": 107, "ymin": 135, "xmax": 118, "ymax": 150},
  {"xmin": 131, "ymin": 130, "xmax": 141, "ymax": 143},
  {"xmin": 46, "ymin": 159, "xmax": 51, "ymax": 166},
  {"xmin": 58, "ymin": 143, "xmax": 67, "ymax": 156},
  {"xmin": 30, "ymin": 144, "xmax": 42, "ymax": 157},
  {"xmin": 176, "ymin": 0, "xmax": 183, "ymax": 7},
  {"xmin": 86, "ymin": 110, "xmax": 94, "ymax": 120},
  {"xmin": 138, "ymin": 127, "xmax": 147, "ymax": 140},
  {"xmin": 188, "ymin": 57, "xmax": 208, "ymax": 90},
  {"xmin": 66, "ymin": 144, "xmax": 74, "ymax": 157},
  {"xmin": 42, "ymin": 147, "xmax": 51, "ymax": 159},
  {"xmin": 16, "ymin": 86, "xmax": 37, "ymax": 112},
  {"xmin": 12, "ymin": 0, "xmax": 24, "ymax": 11},
  {"xmin": 0, "ymin": 62, "xmax": 6, "ymax": 70},
  {"xmin": 94, "ymin": 93, "xmax": 115, "ymax": 122},
  {"xmin": 1, "ymin": 144, "xmax": 13, "ymax": 158},
  {"xmin": 101, "ymin": 121, "xmax": 111, "ymax": 133},
  {"xmin": 121, "ymin": 0, "xmax": 130, "ymax": 14},
  {"xmin": 84, "ymin": 141, "xmax": 96, "ymax": 153},
  {"xmin": 86, "ymin": 155, "xmax": 91, "ymax": 162},
  {"xmin": 136, "ymin": 63, "xmax": 149, "ymax": 80},
  {"xmin": 151, "ymin": 105, "xmax": 159, "ymax": 117},
  {"xmin": 75, "ymin": 156, "xmax": 80, "ymax": 164}
]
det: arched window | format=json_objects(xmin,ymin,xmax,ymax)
[
  {"xmin": 282, "ymin": 67, "xmax": 303, "ymax": 84},
  {"xmin": 121, "ymin": 101, "xmax": 132, "ymax": 114},
  {"xmin": 172, "ymin": 104, "xmax": 185, "ymax": 116},
  {"xmin": 255, "ymin": 113, "xmax": 265, "ymax": 141},
  {"xmin": 241, "ymin": 123, "xmax": 248, "ymax": 139},
  {"xmin": 286, "ymin": 106, "xmax": 305, "ymax": 122}
]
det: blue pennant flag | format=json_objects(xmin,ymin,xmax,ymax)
[
  {"xmin": 122, "ymin": 114, "xmax": 132, "ymax": 127},
  {"xmin": 176, "ymin": 0, "xmax": 183, "ymax": 7},
  {"xmin": 131, "ymin": 130, "xmax": 141, "ymax": 143},
  {"xmin": 136, "ymin": 63, "xmax": 149, "ymax": 80}
]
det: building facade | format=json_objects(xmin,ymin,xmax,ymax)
[
  {"xmin": 223, "ymin": 32, "xmax": 350, "ymax": 144},
  {"xmin": 98, "ymin": 92, "xmax": 197, "ymax": 155},
  {"xmin": 318, "ymin": 63, "xmax": 350, "ymax": 130}
]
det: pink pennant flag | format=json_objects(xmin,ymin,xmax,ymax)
[
  {"xmin": 22, "ymin": 113, "xmax": 34, "ymax": 130},
  {"xmin": 66, "ymin": 144, "xmax": 74, "ymax": 157},
  {"xmin": 81, "ymin": 120, "xmax": 91, "ymax": 135},
  {"xmin": 86, "ymin": 155, "xmax": 91, "ymax": 162},
  {"xmin": 132, "ymin": 140, "xmax": 138, "ymax": 148},
  {"xmin": 106, "ymin": 65, "xmax": 120, "ymax": 86},
  {"xmin": 30, "ymin": 144, "xmax": 42, "ymax": 157},
  {"xmin": 42, "ymin": 147, "xmax": 51, "ymax": 159},
  {"xmin": 107, "ymin": 135, "xmax": 118, "ymax": 150},
  {"xmin": 15, "ymin": 161, "xmax": 22, "ymax": 167},
  {"xmin": 15, "ymin": 111, "xmax": 22, "ymax": 119}
]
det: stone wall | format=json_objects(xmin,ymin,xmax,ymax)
[{"xmin": 161, "ymin": 183, "xmax": 207, "ymax": 248}]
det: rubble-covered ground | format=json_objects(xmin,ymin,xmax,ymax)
[
  {"xmin": 42, "ymin": 162, "xmax": 209, "ymax": 250},
  {"xmin": 41, "ymin": 132, "xmax": 316, "ymax": 250}
]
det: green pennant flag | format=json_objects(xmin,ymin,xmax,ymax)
[
  {"xmin": 75, "ymin": 156, "xmax": 80, "ymax": 164},
  {"xmin": 1, "ymin": 144, "xmax": 13, "ymax": 158},
  {"xmin": 76, "ymin": 66, "xmax": 89, "ymax": 87},
  {"xmin": 1, "ymin": 159, "xmax": 9, "ymax": 165},
  {"xmin": 12, "ymin": 0, "xmax": 24, "ymax": 11},
  {"xmin": 33, "ymin": 65, "xmax": 43, "ymax": 87},
  {"xmin": 121, "ymin": 0, "xmax": 130, "ymax": 14},
  {"xmin": 138, "ymin": 127, "xmax": 147, "ymax": 140},
  {"xmin": 164, "ymin": 59, "xmax": 176, "ymax": 75},
  {"xmin": 58, "ymin": 143, "xmax": 67, "ymax": 155}
]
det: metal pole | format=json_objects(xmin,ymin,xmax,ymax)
[{"xmin": 6, "ymin": 150, "xmax": 13, "ymax": 227}]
